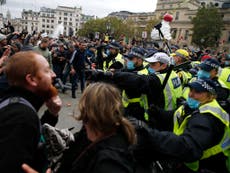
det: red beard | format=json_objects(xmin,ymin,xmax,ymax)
[{"xmin": 37, "ymin": 85, "xmax": 58, "ymax": 101}]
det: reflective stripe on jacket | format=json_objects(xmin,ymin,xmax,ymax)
[
  {"xmin": 157, "ymin": 70, "xmax": 183, "ymax": 110},
  {"xmin": 103, "ymin": 53, "xmax": 124, "ymax": 71}
]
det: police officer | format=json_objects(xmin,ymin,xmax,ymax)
[
  {"xmin": 172, "ymin": 49, "xmax": 192, "ymax": 87},
  {"xmin": 103, "ymin": 42, "xmax": 124, "ymax": 71},
  {"xmin": 124, "ymin": 47, "xmax": 149, "ymax": 75},
  {"xmin": 122, "ymin": 47, "xmax": 149, "ymax": 122},
  {"xmin": 145, "ymin": 52, "xmax": 182, "ymax": 111},
  {"xmin": 89, "ymin": 52, "xmax": 181, "ymax": 119},
  {"xmin": 143, "ymin": 78, "xmax": 230, "ymax": 173},
  {"xmin": 218, "ymin": 54, "xmax": 230, "ymax": 89},
  {"xmin": 198, "ymin": 58, "xmax": 230, "ymax": 114}
]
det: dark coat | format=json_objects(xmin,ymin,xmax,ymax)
[
  {"xmin": 90, "ymin": 71, "xmax": 165, "ymax": 121},
  {"xmin": 0, "ymin": 86, "xmax": 58, "ymax": 173},
  {"xmin": 58, "ymin": 128, "xmax": 135, "ymax": 173}
]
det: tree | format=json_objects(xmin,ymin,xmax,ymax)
[
  {"xmin": 78, "ymin": 17, "xmax": 135, "ymax": 41},
  {"xmin": 145, "ymin": 19, "xmax": 160, "ymax": 40},
  {"xmin": 191, "ymin": 5, "xmax": 223, "ymax": 48}
]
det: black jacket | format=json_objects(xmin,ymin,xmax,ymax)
[
  {"xmin": 0, "ymin": 86, "xmax": 58, "ymax": 173},
  {"xmin": 112, "ymin": 72, "xmax": 165, "ymax": 108},
  {"xmin": 58, "ymin": 128, "xmax": 135, "ymax": 173},
  {"xmin": 71, "ymin": 49, "xmax": 91, "ymax": 70},
  {"xmin": 90, "ymin": 71, "xmax": 165, "ymax": 121}
]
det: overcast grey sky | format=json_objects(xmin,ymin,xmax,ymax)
[{"xmin": 0, "ymin": 0, "xmax": 158, "ymax": 18}]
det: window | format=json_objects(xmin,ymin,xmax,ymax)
[
  {"xmin": 42, "ymin": 24, "xmax": 45, "ymax": 28},
  {"xmin": 47, "ymin": 25, "xmax": 50, "ymax": 28},
  {"xmin": 64, "ymin": 17, "xmax": 67, "ymax": 21},
  {"xmin": 184, "ymin": 30, "xmax": 189, "ymax": 40},
  {"xmin": 64, "ymin": 12, "xmax": 68, "ymax": 16},
  {"xmin": 175, "ymin": 12, "xmax": 179, "ymax": 20},
  {"xmin": 47, "ymin": 19, "xmax": 50, "ymax": 23},
  {"xmin": 51, "ymin": 20, "xmax": 54, "ymax": 23},
  {"xmin": 42, "ymin": 19, "xmax": 45, "ymax": 22},
  {"xmin": 59, "ymin": 17, "xmax": 62, "ymax": 20}
]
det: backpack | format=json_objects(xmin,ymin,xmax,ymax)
[{"xmin": 0, "ymin": 96, "xmax": 36, "ymax": 112}]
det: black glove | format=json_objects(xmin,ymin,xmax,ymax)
[
  {"xmin": 127, "ymin": 116, "xmax": 151, "ymax": 131},
  {"xmin": 85, "ymin": 69, "xmax": 113, "ymax": 81}
]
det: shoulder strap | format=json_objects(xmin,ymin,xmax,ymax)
[{"xmin": 0, "ymin": 97, "xmax": 36, "ymax": 112}]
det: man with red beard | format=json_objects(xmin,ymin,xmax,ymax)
[{"xmin": 0, "ymin": 51, "xmax": 62, "ymax": 173}]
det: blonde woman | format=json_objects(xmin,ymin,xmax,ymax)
[{"xmin": 58, "ymin": 82, "xmax": 136, "ymax": 173}]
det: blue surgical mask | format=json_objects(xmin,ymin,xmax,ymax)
[
  {"xmin": 197, "ymin": 70, "xmax": 210, "ymax": 79},
  {"xmin": 148, "ymin": 67, "xmax": 155, "ymax": 74},
  {"xmin": 186, "ymin": 97, "xmax": 200, "ymax": 109},
  {"xmin": 225, "ymin": 61, "xmax": 230, "ymax": 66},
  {"xmin": 171, "ymin": 58, "xmax": 176, "ymax": 65},
  {"xmin": 127, "ymin": 60, "xmax": 135, "ymax": 70},
  {"xmin": 106, "ymin": 49, "xmax": 110, "ymax": 56}
]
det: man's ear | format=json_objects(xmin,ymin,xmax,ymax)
[
  {"xmin": 25, "ymin": 74, "xmax": 38, "ymax": 87},
  {"xmin": 162, "ymin": 63, "xmax": 168, "ymax": 69}
]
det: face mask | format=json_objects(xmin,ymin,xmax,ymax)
[
  {"xmin": 148, "ymin": 67, "xmax": 155, "ymax": 74},
  {"xmin": 170, "ymin": 58, "xmax": 176, "ymax": 65},
  {"xmin": 197, "ymin": 70, "xmax": 210, "ymax": 79},
  {"xmin": 186, "ymin": 97, "xmax": 200, "ymax": 109},
  {"xmin": 225, "ymin": 61, "xmax": 230, "ymax": 66},
  {"xmin": 127, "ymin": 60, "xmax": 135, "ymax": 70},
  {"xmin": 106, "ymin": 49, "xmax": 110, "ymax": 56}
]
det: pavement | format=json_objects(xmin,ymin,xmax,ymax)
[{"xmin": 38, "ymin": 88, "xmax": 83, "ymax": 134}]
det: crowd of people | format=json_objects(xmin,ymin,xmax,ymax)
[{"xmin": 0, "ymin": 27, "xmax": 229, "ymax": 173}]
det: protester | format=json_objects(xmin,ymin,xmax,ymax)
[
  {"xmin": 70, "ymin": 41, "xmax": 92, "ymax": 98},
  {"xmin": 0, "ymin": 51, "xmax": 62, "ymax": 172},
  {"xmin": 33, "ymin": 37, "xmax": 53, "ymax": 69}
]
